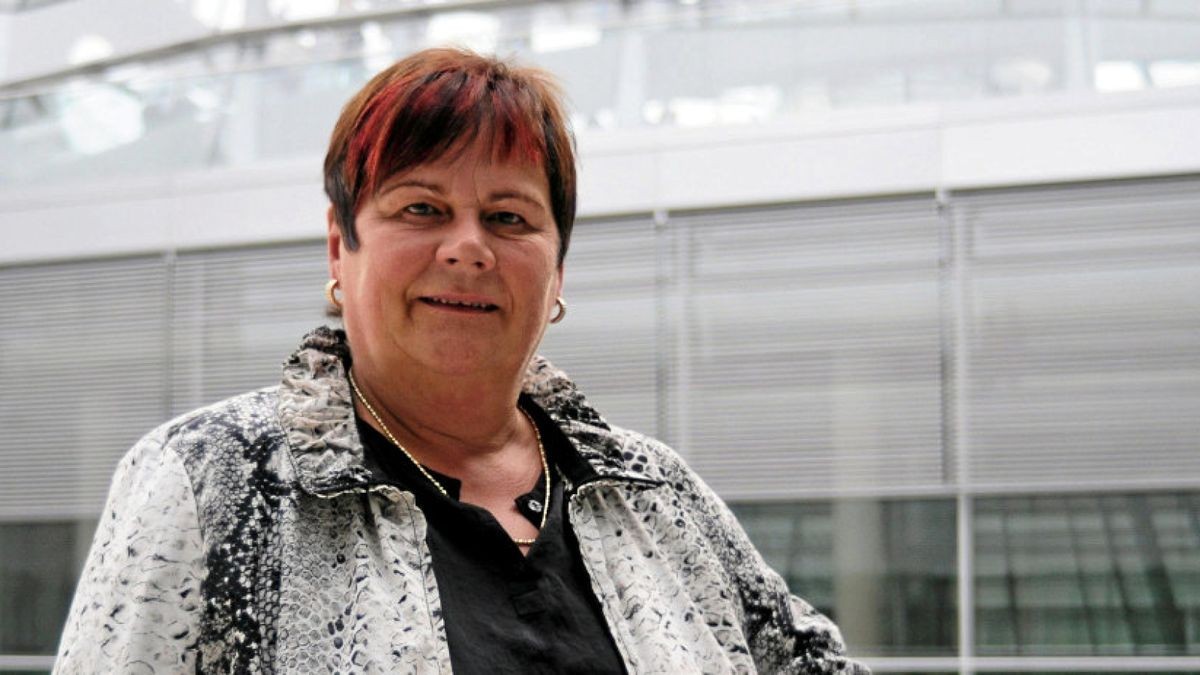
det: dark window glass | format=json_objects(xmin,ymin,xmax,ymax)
[
  {"xmin": 975, "ymin": 492, "xmax": 1200, "ymax": 656},
  {"xmin": 730, "ymin": 498, "xmax": 957, "ymax": 656},
  {"xmin": 0, "ymin": 520, "xmax": 96, "ymax": 654}
]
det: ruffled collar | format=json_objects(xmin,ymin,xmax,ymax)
[{"xmin": 277, "ymin": 326, "xmax": 646, "ymax": 496}]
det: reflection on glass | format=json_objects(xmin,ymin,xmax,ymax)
[
  {"xmin": 188, "ymin": 0, "xmax": 248, "ymax": 31},
  {"xmin": 56, "ymin": 84, "xmax": 145, "ymax": 155},
  {"xmin": 1095, "ymin": 61, "xmax": 1147, "ymax": 92},
  {"xmin": 0, "ymin": 520, "xmax": 96, "ymax": 654},
  {"xmin": 729, "ymin": 498, "xmax": 957, "ymax": 656},
  {"xmin": 5, "ymin": 0, "xmax": 1200, "ymax": 185},
  {"xmin": 424, "ymin": 11, "xmax": 501, "ymax": 54},
  {"xmin": 1149, "ymin": 60, "xmax": 1200, "ymax": 88},
  {"xmin": 975, "ymin": 492, "xmax": 1200, "ymax": 656}
]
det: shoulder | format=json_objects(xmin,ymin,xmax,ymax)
[
  {"xmin": 143, "ymin": 387, "xmax": 286, "ymax": 469},
  {"xmin": 591, "ymin": 425, "xmax": 863, "ymax": 673},
  {"xmin": 153, "ymin": 387, "xmax": 281, "ymax": 447},
  {"xmin": 103, "ymin": 388, "xmax": 273, "ymax": 487},
  {"xmin": 594, "ymin": 424, "xmax": 709, "ymax": 492},
  {"xmin": 592, "ymin": 424, "xmax": 767, "ymax": 579},
  {"xmin": 578, "ymin": 423, "xmax": 743, "ymax": 537},
  {"xmin": 119, "ymin": 387, "xmax": 292, "ymax": 515}
]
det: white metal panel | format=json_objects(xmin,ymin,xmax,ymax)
[
  {"xmin": 0, "ymin": 256, "xmax": 168, "ymax": 519},
  {"xmin": 3, "ymin": 175, "xmax": 1197, "ymax": 519},
  {"xmin": 958, "ymin": 176, "xmax": 1200, "ymax": 489},
  {"xmin": 671, "ymin": 197, "xmax": 946, "ymax": 499},
  {"xmin": 656, "ymin": 126, "xmax": 942, "ymax": 211},
  {"xmin": 942, "ymin": 100, "xmax": 1200, "ymax": 190},
  {"xmin": 169, "ymin": 242, "xmax": 329, "ymax": 415}
]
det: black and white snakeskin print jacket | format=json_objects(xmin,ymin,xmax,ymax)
[{"xmin": 56, "ymin": 326, "xmax": 868, "ymax": 674}]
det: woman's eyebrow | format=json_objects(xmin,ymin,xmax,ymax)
[
  {"xmin": 379, "ymin": 178, "xmax": 444, "ymax": 195},
  {"xmin": 489, "ymin": 190, "xmax": 548, "ymax": 210}
]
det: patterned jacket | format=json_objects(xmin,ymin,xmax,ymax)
[{"xmin": 56, "ymin": 326, "xmax": 868, "ymax": 674}]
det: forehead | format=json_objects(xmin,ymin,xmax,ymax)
[{"xmin": 379, "ymin": 136, "xmax": 549, "ymax": 195}]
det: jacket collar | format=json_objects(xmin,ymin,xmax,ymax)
[{"xmin": 278, "ymin": 326, "xmax": 653, "ymax": 497}]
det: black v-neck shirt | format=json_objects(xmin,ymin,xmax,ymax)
[{"xmin": 356, "ymin": 395, "xmax": 626, "ymax": 675}]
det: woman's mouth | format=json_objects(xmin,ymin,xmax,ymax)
[{"xmin": 419, "ymin": 296, "xmax": 499, "ymax": 313}]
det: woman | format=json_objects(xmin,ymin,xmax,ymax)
[{"xmin": 56, "ymin": 49, "xmax": 867, "ymax": 674}]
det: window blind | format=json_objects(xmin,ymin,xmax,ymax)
[
  {"xmin": 3, "ymin": 176, "xmax": 1196, "ymax": 519},
  {"xmin": 670, "ymin": 197, "xmax": 945, "ymax": 499},
  {"xmin": 0, "ymin": 256, "xmax": 169, "ymax": 519},
  {"xmin": 538, "ymin": 215, "xmax": 662, "ymax": 438},
  {"xmin": 169, "ymin": 242, "xmax": 329, "ymax": 416},
  {"xmin": 956, "ymin": 176, "xmax": 1200, "ymax": 489}
]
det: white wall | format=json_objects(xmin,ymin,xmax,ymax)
[{"xmin": 2, "ymin": 87, "xmax": 1199, "ymax": 265}]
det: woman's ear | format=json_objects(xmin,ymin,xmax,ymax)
[{"xmin": 326, "ymin": 205, "xmax": 343, "ymax": 280}]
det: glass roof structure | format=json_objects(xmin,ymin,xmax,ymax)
[{"xmin": 2, "ymin": 0, "xmax": 1199, "ymax": 186}]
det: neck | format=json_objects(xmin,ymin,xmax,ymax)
[{"xmin": 348, "ymin": 357, "xmax": 529, "ymax": 471}]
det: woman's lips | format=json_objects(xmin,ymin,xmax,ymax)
[{"xmin": 419, "ymin": 296, "xmax": 499, "ymax": 313}]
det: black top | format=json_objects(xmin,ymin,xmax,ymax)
[{"xmin": 356, "ymin": 395, "xmax": 627, "ymax": 675}]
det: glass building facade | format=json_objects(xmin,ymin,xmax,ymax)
[
  {"xmin": 1, "ymin": 1, "xmax": 1199, "ymax": 673},
  {"xmin": 731, "ymin": 499, "xmax": 959, "ymax": 658},
  {"xmin": 975, "ymin": 493, "xmax": 1200, "ymax": 657},
  {"xmin": 730, "ymin": 491, "xmax": 1200, "ymax": 666},
  {"xmin": 3, "ymin": 176, "xmax": 1198, "ymax": 672}
]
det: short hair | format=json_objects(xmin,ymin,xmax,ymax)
[{"xmin": 324, "ymin": 48, "xmax": 577, "ymax": 264}]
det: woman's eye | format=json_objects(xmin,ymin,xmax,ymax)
[
  {"xmin": 404, "ymin": 203, "xmax": 438, "ymax": 216},
  {"xmin": 491, "ymin": 211, "xmax": 526, "ymax": 226}
]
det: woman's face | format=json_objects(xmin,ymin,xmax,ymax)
[{"xmin": 327, "ymin": 139, "xmax": 563, "ymax": 382}]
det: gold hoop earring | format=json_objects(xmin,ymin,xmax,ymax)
[
  {"xmin": 550, "ymin": 297, "xmax": 567, "ymax": 324},
  {"xmin": 325, "ymin": 279, "xmax": 343, "ymax": 311}
]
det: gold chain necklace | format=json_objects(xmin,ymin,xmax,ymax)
[{"xmin": 347, "ymin": 369, "xmax": 550, "ymax": 546}]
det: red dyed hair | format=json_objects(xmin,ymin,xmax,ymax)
[{"xmin": 323, "ymin": 48, "xmax": 577, "ymax": 263}]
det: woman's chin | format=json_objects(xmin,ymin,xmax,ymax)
[{"xmin": 414, "ymin": 342, "xmax": 521, "ymax": 378}]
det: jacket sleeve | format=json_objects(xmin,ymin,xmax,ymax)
[
  {"xmin": 54, "ymin": 432, "xmax": 206, "ymax": 674},
  {"xmin": 655, "ymin": 443, "xmax": 871, "ymax": 675}
]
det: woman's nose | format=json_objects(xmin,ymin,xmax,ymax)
[{"xmin": 436, "ymin": 214, "xmax": 496, "ymax": 270}]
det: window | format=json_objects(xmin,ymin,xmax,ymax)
[
  {"xmin": 975, "ymin": 492, "xmax": 1200, "ymax": 656},
  {"xmin": 731, "ymin": 498, "xmax": 957, "ymax": 657},
  {"xmin": 0, "ymin": 520, "xmax": 96, "ymax": 655}
]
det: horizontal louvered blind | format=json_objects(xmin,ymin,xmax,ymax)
[
  {"xmin": 5, "ymin": 175, "xmax": 1196, "ymax": 520},
  {"xmin": 0, "ymin": 257, "xmax": 169, "ymax": 519},
  {"xmin": 958, "ymin": 177, "xmax": 1200, "ymax": 489},
  {"xmin": 672, "ymin": 197, "xmax": 945, "ymax": 499},
  {"xmin": 537, "ymin": 216, "xmax": 662, "ymax": 438},
  {"xmin": 170, "ymin": 242, "xmax": 330, "ymax": 415}
]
